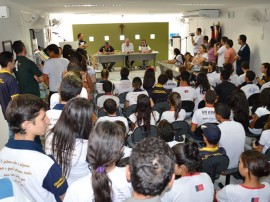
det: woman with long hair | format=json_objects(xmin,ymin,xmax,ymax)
[
  {"xmin": 160, "ymin": 92, "xmax": 186, "ymax": 123},
  {"xmin": 192, "ymin": 44, "xmax": 208, "ymax": 69},
  {"xmin": 143, "ymin": 67, "xmax": 156, "ymax": 94},
  {"xmin": 207, "ymin": 39, "xmax": 217, "ymax": 63},
  {"xmin": 64, "ymin": 121, "xmax": 132, "ymax": 202},
  {"xmin": 161, "ymin": 142, "xmax": 214, "ymax": 201},
  {"xmin": 129, "ymin": 94, "xmax": 159, "ymax": 131},
  {"xmin": 217, "ymin": 150, "xmax": 270, "ymax": 201},
  {"xmin": 166, "ymin": 48, "xmax": 185, "ymax": 66},
  {"xmin": 207, "ymin": 61, "xmax": 220, "ymax": 87},
  {"xmin": 45, "ymin": 97, "xmax": 93, "ymax": 185}
]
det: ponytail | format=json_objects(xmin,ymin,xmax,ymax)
[{"xmin": 169, "ymin": 92, "xmax": 182, "ymax": 121}]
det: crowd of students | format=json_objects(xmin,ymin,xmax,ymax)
[{"xmin": 0, "ymin": 38, "xmax": 270, "ymax": 201}]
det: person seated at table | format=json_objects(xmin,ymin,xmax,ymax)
[
  {"xmin": 138, "ymin": 39, "xmax": 152, "ymax": 70},
  {"xmin": 166, "ymin": 48, "xmax": 184, "ymax": 66},
  {"xmin": 98, "ymin": 41, "xmax": 115, "ymax": 72},
  {"xmin": 121, "ymin": 38, "xmax": 134, "ymax": 68},
  {"xmin": 192, "ymin": 44, "xmax": 208, "ymax": 70}
]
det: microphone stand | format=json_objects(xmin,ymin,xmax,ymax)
[
  {"xmin": 182, "ymin": 35, "xmax": 191, "ymax": 53},
  {"xmin": 52, "ymin": 32, "xmax": 67, "ymax": 42}
]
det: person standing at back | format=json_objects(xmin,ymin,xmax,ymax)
[
  {"xmin": 214, "ymin": 36, "xmax": 228, "ymax": 69},
  {"xmin": 12, "ymin": 41, "xmax": 44, "ymax": 97},
  {"xmin": 235, "ymin": 34, "xmax": 250, "ymax": 76},
  {"xmin": 77, "ymin": 33, "xmax": 88, "ymax": 50},
  {"xmin": 191, "ymin": 28, "xmax": 204, "ymax": 55},
  {"xmin": 43, "ymin": 44, "xmax": 69, "ymax": 102}
]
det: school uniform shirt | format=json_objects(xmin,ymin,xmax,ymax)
[
  {"xmin": 0, "ymin": 70, "xmax": 19, "ymax": 120},
  {"xmin": 172, "ymin": 86, "xmax": 196, "ymax": 101},
  {"xmin": 46, "ymin": 103, "xmax": 65, "ymax": 129},
  {"xmin": 228, "ymin": 74, "xmax": 239, "ymax": 86},
  {"xmin": 175, "ymin": 54, "xmax": 184, "ymax": 65},
  {"xmin": 164, "ymin": 79, "xmax": 177, "ymax": 90},
  {"xmin": 125, "ymin": 89, "xmax": 148, "ymax": 106},
  {"xmin": 167, "ymin": 140, "xmax": 183, "ymax": 148},
  {"xmin": 217, "ymin": 45, "xmax": 227, "ymax": 67},
  {"xmin": 260, "ymin": 81, "xmax": 270, "ymax": 92},
  {"xmin": 207, "ymin": 71, "xmax": 221, "ymax": 87},
  {"xmin": 151, "ymin": 84, "xmax": 169, "ymax": 104},
  {"xmin": 97, "ymin": 95, "xmax": 120, "ymax": 108},
  {"xmin": 64, "ymin": 167, "xmax": 132, "ymax": 202},
  {"xmin": 199, "ymin": 147, "xmax": 226, "ymax": 161},
  {"xmin": 216, "ymin": 182, "xmax": 270, "ymax": 202},
  {"xmin": 238, "ymin": 73, "xmax": 246, "ymax": 86},
  {"xmin": 96, "ymin": 116, "xmax": 129, "ymax": 133},
  {"xmin": 0, "ymin": 139, "xmax": 68, "ymax": 202},
  {"xmin": 218, "ymin": 121, "xmax": 245, "ymax": 169},
  {"xmin": 192, "ymin": 107, "xmax": 217, "ymax": 126},
  {"xmin": 45, "ymin": 135, "xmax": 90, "ymax": 185},
  {"xmin": 129, "ymin": 111, "xmax": 159, "ymax": 130},
  {"xmin": 215, "ymin": 81, "xmax": 237, "ymax": 103},
  {"xmin": 240, "ymin": 83, "xmax": 259, "ymax": 99},
  {"xmin": 259, "ymin": 129, "xmax": 270, "ymax": 154},
  {"xmin": 115, "ymin": 79, "xmax": 133, "ymax": 95},
  {"xmin": 249, "ymin": 107, "xmax": 270, "ymax": 135},
  {"xmin": 194, "ymin": 86, "xmax": 214, "ymax": 111},
  {"xmin": 161, "ymin": 173, "xmax": 214, "ymax": 202},
  {"xmin": 160, "ymin": 109, "xmax": 186, "ymax": 123}
]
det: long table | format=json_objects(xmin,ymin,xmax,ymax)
[
  {"xmin": 94, "ymin": 52, "xmax": 158, "ymax": 68},
  {"xmin": 158, "ymin": 61, "xmax": 180, "ymax": 76}
]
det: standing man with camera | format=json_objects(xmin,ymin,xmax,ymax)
[{"xmin": 191, "ymin": 28, "xmax": 204, "ymax": 56}]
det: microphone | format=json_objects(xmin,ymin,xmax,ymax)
[{"xmin": 52, "ymin": 32, "xmax": 59, "ymax": 34}]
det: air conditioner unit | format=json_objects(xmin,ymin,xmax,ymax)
[
  {"xmin": 182, "ymin": 9, "xmax": 219, "ymax": 18},
  {"xmin": 0, "ymin": 6, "xmax": 9, "ymax": 18}
]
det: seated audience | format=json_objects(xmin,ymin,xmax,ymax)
[
  {"xmin": 114, "ymin": 67, "xmax": 133, "ymax": 95},
  {"xmin": 256, "ymin": 62, "xmax": 270, "ymax": 87},
  {"xmin": 96, "ymin": 69, "xmax": 110, "ymax": 94},
  {"xmin": 207, "ymin": 61, "xmax": 221, "ymax": 87},
  {"xmin": 240, "ymin": 70, "xmax": 259, "ymax": 99},
  {"xmin": 163, "ymin": 69, "xmax": 177, "ymax": 90},
  {"xmin": 143, "ymin": 67, "xmax": 156, "ymax": 95},
  {"xmin": 253, "ymin": 115, "xmax": 270, "ymax": 153},
  {"xmin": 151, "ymin": 74, "xmax": 169, "ymax": 104},
  {"xmin": 115, "ymin": 121, "xmax": 132, "ymax": 158},
  {"xmin": 199, "ymin": 123, "xmax": 226, "ymax": 160},
  {"xmin": 125, "ymin": 137, "xmax": 175, "ymax": 202},
  {"xmin": 223, "ymin": 62, "xmax": 238, "ymax": 86},
  {"xmin": 192, "ymin": 45, "xmax": 208, "ymax": 69},
  {"xmin": 160, "ymin": 92, "xmax": 186, "ymax": 123},
  {"xmin": 64, "ymin": 121, "xmax": 132, "ymax": 201},
  {"xmin": 166, "ymin": 48, "xmax": 184, "ymax": 66},
  {"xmin": 183, "ymin": 52, "xmax": 194, "ymax": 70},
  {"xmin": 217, "ymin": 150, "xmax": 270, "ymax": 201},
  {"xmin": 260, "ymin": 69, "xmax": 270, "ymax": 92},
  {"xmin": 238, "ymin": 61, "xmax": 250, "ymax": 87},
  {"xmin": 161, "ymin": 142, "xmax": 214, "ymax": 202}
]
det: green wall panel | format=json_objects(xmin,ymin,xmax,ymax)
[{"xmin": 73, "ymin": 22, "xmax": 168, "ymax": 66}]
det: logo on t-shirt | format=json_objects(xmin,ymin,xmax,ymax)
[
  {"xmin": 251, "ymin": 198, "xmax": 259, "ymax": 202},
  {"xmin": 195, "ymin": 184, "xmax": 204, "ymax": 192},
  {"xmin": 185, "ymin": 90, "xmax": 189, "ymax": 93}
]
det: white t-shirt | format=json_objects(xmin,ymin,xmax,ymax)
[
  {"xmin": 115, "ymin": 80, "xmax": 133, "ymax": 95},
  {"xmin": 217, "ymin": 182, "xmax": 270, "ymax": 202},
  {"xmin": 259, "ymin": 129, "xmax": 270, "ymax": 154},
  {"xmin": 46, "ymin": 108, "xmax": 63, "ymax": 129},
  {"xmin": 49, "ymin": 88, "xmax": 88, "ymax": 109},
  {"xmin": 194, "ymin": 86, "xmax": 213, "ymax": 111},
  {"xmin": 139, "ymin": 45, "xmax": 151, "ymax": 52},
  {"xmin": 45, "ymin": 135, "xmax": 90, "ymax": 185},
  {"xmin": 193, "ymin": 35, "xmax": 204, "ymax": 54},
  {"xmin": 96, "ymin": 116, "xmax": 129, "ymax": 133},
  {"xmin": 95, "ymin": 82, "xmax": 105, "ymax": 94},
  {"xmin": 207, "ymin": 71, "xmax": 221, "ymax": 87},
  {"xmin": 97, "ymin": 95, "xmax": 120, "ymax": 108},
  {"xmin": 217, "ymin": 45, "xmax": 227, "ymax": 67},
  {"xmin": 122, "ymin": 43, "xmax": 134, "ymax": 53},
  {"xmin": 218, "ymin": 121, "xmax": 245, "ymax": 169},
  {"xmin": 161, "ymin": 173, "xmax": 214, "ymax": 202},
  {"xmin": 160, "ymin": 110, "xmax": 186, "ymax": 123},
  {"xmin": 43, "ymin": 58, "xmax": 69, "ymax": 92},
  {"xmin": 172, "ymin": 86, "xmax": 196, "ymax": 101},
  {"xmin": 260, "ymin": 81, "xmax": 270, "ymax": 92},
  {"xmin": 240, "ymin": 84, "xmax": 260, "ymax": 99},
  {"xmin": 129, "ymin": 111, "xmax": 159, "ymax": 130},
  {"xmin": 175, "ymin": 54, "xmax": 183, "ymax": 65},
  {"xmin": 228, "ymin": 74, "xmax": 239, "ymax": 86},
  {"xmin": 63, "ymin": 167, "xmax": 132, "ymax": 202},
  {"xmin": 238, "ymin": 73, "xmax": 246, "ymax": 86},
  {"xmin": 192, "ymin": 107, "xmax": 217, "ymax": 126},
  {"xmin": 167, "ymin": 140, "xmax": 182, "ymax": 148},
  {"xmin": 255, "ymin": 107, "xmax": 270, "ymax": 118},
  {"xmin": 125, "ymin": 90, "xmax": 148, "ymax": 106},
  {"xmin": 164, "ymin": 79, "xmax": 177, "ymax": 90}
]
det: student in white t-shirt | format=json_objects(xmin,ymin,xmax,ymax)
[
  {"xmin": 160, "ymin": 92, "xmax": 186, "ymax": 123},
  {"xmin": 240, "ymin": 70, "xmax": 259, "ymax": 99},
  {"xmin": 164, "ymin": 69, "xmax": 177, "ymax": 90},
  {"xmin": 125, "ymin": 77, "xmax": 148, "ymax": 107},
  {"xmin": 238, "ymin": 61, "xmax": 250, "ymax": 87},
  {"xmin": 260, "ymin": 69, "xmax": 270, "ymax": 92},
  {"xmin": 64, "ymin": 121, "xmax": 132, "ymax": 202},
  {"xmin": 45, "ymin": 97, "xmax": 93, "ymax": 185},
  {"xmin": 214, "ymin": 36, "xmax": 228, "ymax": 68},
  {"xmin": 223, "ymin": 62, "xmax": 239, "ymax": 86},
  {"xmin": 253, "ymin": 116, "xmax": 270, "ymax": 154},
  {"xmin": 217, "ymin": 150, "xmax": 270, "ymax": 202},
  {"xmin": 95, "ymin": 69, "xmax": 110, "ymax": 94},
  {"xmin": 114, "ymin": 67, "xmax": 133, "ymax": 95},
  {"xmin": 207, "ymin": 62, "xmax": 221, "ymax": 87},
  {"xmin": 172, "ymin": 71, "xmax": 196, "ymax": 101},
  {"xmin": 161, "ymin": 143, "xmax": 214, "ymax": 202}
]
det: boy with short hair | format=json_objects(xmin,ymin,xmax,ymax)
[
  {"xmin": 97, "ymin": 80, "xmax": 120, "ymax": 108},
  {"xmin": 125, "ymin": 137, "xmax": 175, "ymax": 202},
  {"xmin": 115, "ymin": 67, "xmax": 133, "ymax": 95},
  {"xmin": 238, "ymin": 61, "xmax": 250, "ymax": 86},
  {"xmin": 151, "ymin": 74, "xmax": 169, "ymax": 104},
  {"xmin": 240, "ymin": 70, "xmax": 259, "ymax": 99}
]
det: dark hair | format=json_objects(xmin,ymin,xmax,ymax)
[
  {"xmin": 103, "ymin": 80, "xmax": 113, "ymax": 93},
  {"xmin": 262, "ymin": 62, "xmax": 270, "ymax": 71},
  {"xmin": 49, "ymin": 97, "xmax": 93, "ymax": 177},
  {"xmin": 197, "ymin": 28, "xmax": 202, "ymax": 33},
  {"xmin": 241, "ymin": 61, "xmax": 249, "ymax": 70},
  {"xmin": 70, "ymin": 51, "xmax": 87, "ymax": 71},
  {"xmin": 157, "ymin": 120, "xmax": 175, "ymax": 142},
  {"xmin": 220, "ymin": 69, "xmax": 231, "ymax": 81},
  {"xmin": 76, "ymin": 48, "xmax": 88, "ymax": 60},
  {"xmin": 245, "ymin": 71, "xmax": 256, "ymax": 82},
  {"xmin": 223, "ymin": 62, "xmax": 233, "ymax": 74},
  {"xmin": 214, "ymin": 102, "xmax": 231, "ymax": 119},
  {"xmin": 226, "ymin": 39, "xmax": 233, "ymax": 48},
  {"xmin": 60, "ymin": 73, "xmax": 83, "ymax": 102},
  {"xmin": 77, "ymin": 33, "xmax": 82, "ymax": 39},
  {"xmin": 260, "ymin": 88, "xmax": 270, "ymax": 110},
  {"xmin": 221, "ymin": 36, "xmax": 228, "ymax": 43},
  {"xmin": 67, "ymin": 61, "xmax": 83, "ymax": 72},
  {"xmin": 172, "ymin": 142, "xmax": 201, "ymax": 174},
  {"xmin": 132, "ymin": 77, "xmax": 142, "ymax": 89},
  {"xmin": 120, "ymin": 67, "xmax": 129, "ymax": 79},
  {"xmin": 266, "ymin": 69, "xmax": 270, "ymax": 79},
  {"xmin": 0, "ymin": 51, "xmax": 13, "ymax": 67},
  {"xmin": 143, "ymin": 68, "xmax": 155, "ymax": 90},
  {"xmin": 180, "ymin": 71, "xmax": 190, "ymax": 82},
  {"xmin": 241, "ymin": 150, "xmax": 270, "ymax": 178},
  {"xmin": 203, "ymin": 35, "xmax": 208, "ymax": 41},
  {"xmin": 205, "ymin": 90, "xmax": 217, "ymax": 105},
  {"xmin": 209, "ymin": 39, "xmax": 216, "ymax": 48},
  {"xmin": 173, "ymin": 48, "xmax": 180, "ymax": 56},
  {"xmin": 228, "ymin": 90, "xmax": 249, "ymax": 130},
  {"xmin": 208, "ymin": 62, "xmax": 217, "ymax": 73},
  {"xmin": 104, "ymin": 99, "xmax": 117, "ymax": 114},
  {"xmin": 88, "ymin": 121, "xmax": 124, "ymax": 202},
  {"xmin": 129, "ymin": 137, "xmax": 175, "ymax": 196},
  {"xmin": 200, "ymin": 44, "xmax": 207, "ymax": 52},
  {"xmin": 12, "ymin": 41, "xmax": 25, "ymax": 54},
  {"xmin": 136, "ymin": 94, "xmax": 152, "ymax": 131},
  {"xmin": 62, "ymin": 44, "xmax": 73, "ymax": 59},
  {"xmin": 195, "ymin": 73, "xmax": 210, "ymax": 94},
  {"xmin": 165, "ymin": 69, "xmax": 173, "ymax": 80},
  {"xmin": 239, "ymin": 34, "xmax": 247, "ymax": 43},
  {"xmin": 101, "ymin": 69, "xmax": 109, "ymax": 79},
  {"xmin": 158, "ymin": 74, "xmax": 168, "ymax": 85},
  {"xmin": 6, "ymin": 94, "xmax": 48, "ymax": 134},
  {"xmin": 169, "ymin": 92, "xmax": 182, "ymax": 121},
  {"xmin": 46, "ymin": 44, "xmax": 59, "ymax": 55}
]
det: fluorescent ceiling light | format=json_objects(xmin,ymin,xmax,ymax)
[
  {"xmin": 178, "ymin": 3, "xmax": 223, "ymax": 6},
  {"xmin": 65, "ymin": 4, "xmax": 121, "ymax": 7}
]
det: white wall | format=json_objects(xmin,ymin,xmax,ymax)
[{"xmin": 187, "ymin": 4, "xmax": 270, "ymax": 76}]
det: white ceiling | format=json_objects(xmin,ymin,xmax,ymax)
[{"xmin": 8, "ymin": 0, "xmax": 270, "ymax": 15}]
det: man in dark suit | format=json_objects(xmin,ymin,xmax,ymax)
[{"xmin": 235, "ymin": 34, "xmax": 250, "ymax": 76}]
